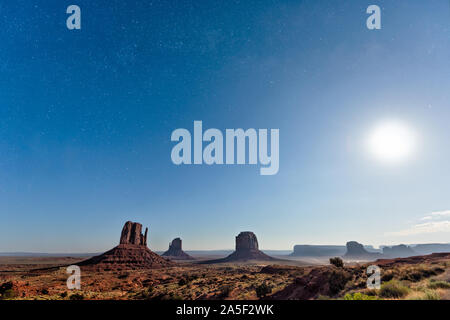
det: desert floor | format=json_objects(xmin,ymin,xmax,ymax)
[{"xmin": 1, "ymin": 253, "xmax": 450, "ymax": 300}]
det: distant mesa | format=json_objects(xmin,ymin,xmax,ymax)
[
  {"xmin": 201, "ymin": 231, "xmax": 276, "ymax": 264},
  {"xmin": 78, "ymin": 221, "xmax": 174, "ymax": 270},
  {"xmin": 344, "ymin": 241, "xmax": 381, "ymax": 260},
  {"xmin": 290, "ymin": 245, "xmax": 347, "ymax": 257},
  {"xmin": 382, "ymin": 244, "xmax": 416, "ymax": 258},
  {"xmin": 162, "ymin": 238, "xmax": 194, "ymax": 260},
  {"xmin": 412, "ymin": 243, "xmax": 450, "ymax": 255}
]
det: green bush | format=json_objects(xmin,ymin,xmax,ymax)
[
  {"xmin": 428, "ymin": 280, "xmax": 450, "ymax": 289},
  {"xmin": 0, "ymin": 289, "xmax": 17, "ymax": 299},
  {"xmin": 255, "ymin": 282, "xmax": 272, "ymax": 299},
  {"xmin": 408, "ymin": 289, "xmax": 441, "ymax": 300},
  {"xmin": 380, "ymin": 280, "xmax": 409, "ymax": 298},
  {"xmin": 344, "ymin": 292, "xmax": 379, "ymax": 300},
  {"xmin": 329, "ymin": 257, "xmax": 344, "ymax": 268},
  {"xmin": 420, "ymin": 290, "xmax": 441, "ymax": 300},
  {"xmin": 136, "ymin": 287, "xmax": 154, "ymax": 299}
]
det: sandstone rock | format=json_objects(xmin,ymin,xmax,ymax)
[
  {"xmin": 201, "ymin": 231, "xmax": 276, "ymax": 263},
  {"xmin": 345, "ymin": 241, "xmax": 368, "ymax": 256},
  {"xmin": 235, "ymin": 232, "xmax": 259, "ymax": 251},
  {"xmin": 78, "ymin": 221, "xmax": 173, "ymax": 270},
  {"xmin": 161, "ymin": 238, "xmax": 194, "ymax": 260},
  {"xmin": 344, "ymin": 241, "xmax": 381, "ymax": 260},
  {"xmin": 120, "ymin": 221, "xmax": 147, "ymax": 246}
]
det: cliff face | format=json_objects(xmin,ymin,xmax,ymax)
[
  {"xmin": 235, "ymin": 232, "xmax": 259, "ymax": 251},
  {"xmin": 344, "ymin": 241, "xmax": 381, "ymax": 260},
  {"xmin": 120, "ymin": 221, "xmax": 148, "ymax": 246}
]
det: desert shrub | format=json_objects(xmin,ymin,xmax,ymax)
[
  {"xmin": 136, "ymin": 287, "xmax": 154, "ymax": 299},
  {"xmin": 428, "ymin": 280, "xmax": 450, "ymax": 289},
  {"xmin": 420, "ymin": 290, "xmax": 441, "ymax": 300},
  {"xmin": 432, "ymin": 266, "xmax": 445, "ymax": 274},
  {"xmin": 178, "ymin": 274, "xmax": 198, "ymax": 286},
  {"xmin": 401, "ymin": 270, "xmax": 424, "ymax": 282},
  {"xmin": 381, "ymin": 271, "xmax": 395, "ymax": 282},
  {"xmin": 379, "ymin": 280, "xmax": 409, "ymax": 298},
  {"xmin": 0, "ymin": 282, "xmax": 17, "ymax": 300},
  {"xmin": 40, "ymin": 288, "xmax": 49, "ymax": 295},
  {"xmin": 255, "ymin": 282, "xmax": 272, "ymax": 299},
  {"xmin": 408, "ymin": 289, "xmax": 441, "ymax": 300},
  {"xmin": 401, "ymin": 266, "xmax": 445, "ymax": 282},
  {"xmin": 328, "ymin": 270, "xmax": 352, "ymax": 295},
  {"xmin": 219, "ymin": 285, "xmax": 233, "ymax": 298},
  {"xmin": 329, "ymin": 257, "xmax": 344, "ymax": 268},
  {"xmin": 365, "ymin": 288, "xmax": 379, "ymax": 296},
  {"xmin": 69, "ymin": 292, "xmax": 85, "ymax": 300},
  {"xmin": 60, "ymin": 292, "xmax": 68, "ymax": 298},
  {"xmin": 344, "ymin": 292, "xmax": 379, "ymax": 300},
  {"xmin": 0, "ymin": 289, "xmax": 17, "ymax": 299}
]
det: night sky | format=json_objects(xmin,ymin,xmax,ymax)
[{"xmin": 0, "ymin": 0, "xmax": 449, "ymax": 252}]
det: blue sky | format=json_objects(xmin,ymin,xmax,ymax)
[{"xmin": 0, "ymin": 0, "xmax": 449, "ymax": 252}]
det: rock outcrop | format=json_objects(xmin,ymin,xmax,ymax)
[
  {"xmin": 345, "ymin": 241, "xmax": 368, "ymax": 256},
  {"xmin": 202, "ymin": 232, "xmax": 276, "ymax": 263},
  {"xmin": 382, "ymin": 244, "xmax": 416, "ymax": 258},
  {"xmin": 236, "ymin": 232, "xmax": 259, "ymax": 251},
  {"xmin": 344, "ymin": 241, "xmax": 381, "ymax": 260},
  {"xmin": 162, "ymin": 238, "xmax": 194, "ymax": 260},
  {"xmin": 120, "ymin": 221, "xmax": 147, "ymax": 246},
  {"xmin": 78, "ymin": 221, "xmax": 174, "ymax": 270}
]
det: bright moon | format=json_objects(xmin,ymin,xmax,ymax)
[{"xmin": 368, "ymin": 121, "xmax": 416, "ymax": 163}]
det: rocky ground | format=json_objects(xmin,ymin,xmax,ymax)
[{"xmin": 1, "ymin": 253, "xmax": 449, "ymax": 300}]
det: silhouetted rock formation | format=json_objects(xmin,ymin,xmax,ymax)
[
  {"xmin": 162, "ymin": 238, "xmax": 194, "ymax": 260},
  {"xmin": 78, "ymin": 221, "xmax": 174, "ymax": 270},
  {"xmin": 382, "ymin": 244, "xmax": 416, "ymax": 258},
  {"xmin": 344, "ymin": 241, "xmax": 381, "ymax": 260},
  {"xmin": 201, "ymin": 232, "xmax": 276, "ymax": 264},
  {"xmin": 345, "ymin": 241, "xmax": 368, "ymax": 256}
]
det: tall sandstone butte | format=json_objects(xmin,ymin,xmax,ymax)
[
  {"xmin": 78, "ymin": 221, "xmax": 173, "ymax": 270},
  {"xmin": 120, "ymin": 221, "xmax": 148, "ymax": 246},
  {"xmin": 202, "ymin": 231, "xmax": 276, "ymax": 263},
  {"xmin": 162, "ymin": 238, "xmax": 194, "ymax": 260}
]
